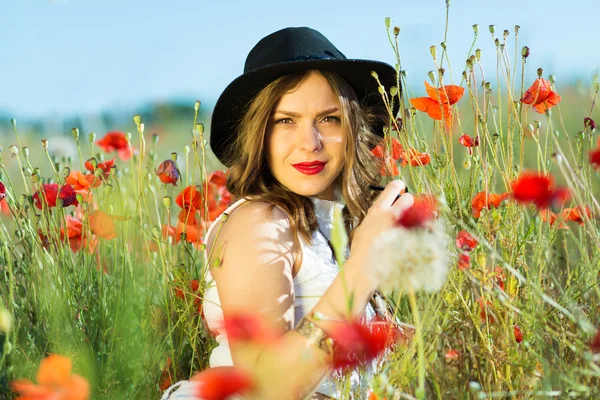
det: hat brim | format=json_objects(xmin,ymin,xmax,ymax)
[{"xmin": 210, "ymin": 58, "xmax": 399, "ymax": 166}]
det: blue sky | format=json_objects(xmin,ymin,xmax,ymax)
[{"xmin": 2, "ymin": 0, "xmax": 598, "ymax": 119}]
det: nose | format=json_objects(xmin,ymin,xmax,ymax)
[{"xmin": 298, "ymin": 122, "xmax": 322, "ymax": 153}]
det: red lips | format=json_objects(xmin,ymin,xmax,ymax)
[{"xmin": 292, "ymin": 161, "xmax": 327, "ymax": 175}]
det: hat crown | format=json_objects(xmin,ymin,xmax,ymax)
[{"xmin": 244, "ymin": 27, "xmax": 347, "ymax": 73}]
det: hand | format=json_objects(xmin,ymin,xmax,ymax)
[{"xmin": 349, "ymin": 180, "xmax": 414, "ymax": 271}]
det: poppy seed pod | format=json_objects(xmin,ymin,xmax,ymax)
[
  {"xmin": 521, "ymin": 46, "xmax": 530, "ymax": 59},
  {"xmin": 393, "ymin": 26, "xmax": 400, "ymax": 36},
  {"xmin": 489, "ymin": 25, "xmax": 495, "ymax": 35},
  {"xmin": 89, "ymin": 132, "xmax": 96, "ymax": 144},
  {"xmin": 72, "ymin": 128, "xmax": 79, "ymax": 140},
  {"xmin": 196, "ymin": 123, "xmax": 204, "ymax": 134},
  {"xmin": 472, "ymin": 24, "xmax": 479, "ymax": 35},
  {"xmin": 385, "ymin": 17, "xmax": 391, "ymax": 28},
  {"xmin": 133, "ymin": 115, "xmax": 142, "ymax": 125},
  {"xmin": 194, "ymin": 100, "xmax": 201, "ymax": 112}
]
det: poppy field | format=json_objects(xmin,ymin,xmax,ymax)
[{"xmin": 1, "ymin": 13, "xmax": 600, "ymax": 400}]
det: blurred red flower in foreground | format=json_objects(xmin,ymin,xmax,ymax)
[
  {"xmin": 190, "ymin": 367, "xmax": 255, "ymax": 400},
  {"xmin": 89, "ymin": 210, "xmax": 126, "ymax": 240},
  {"xmin": 590, "ymin": 330, "xmax": 600, "ymax": 354},
  {"xmin": 540, "ymin": 209, "xmax": 567, "ymax": 229},
  {"xmin": 0, "ymin": 181, "xmax": 5, "ymax": 201},
  {"xmin": 176, "ymin": 186, "xmax": 203, "ymax": 225},
  {"xmin": 330, "ymin": 318, "xmax": 400, "ymax": 371},
  {"xmin": 471, "ymin": 191, "xmax": 509, "ymax": 218},
  {"xmin": 96, "ymin": 131, "xmax": 132, "ymax": 160},
  {"xmin": 222, "ymin": 313, "xmax": 282, "ymax": 345},
  {"xmin": 514, "ymin": 325, "xmax": 524, "ymax": 343},
  {"xmin": 33, "ymin": 184, "xmax": 78, "ymax": 209},
  {"xmin": 457, "ymin": 254, "xmax": 471, "ymax": 271},
  {"xmin": 410, "ymin": 81, "xmax": 464, "ymax": 128},
  {"xmin": 444, "ymin": 348, "xmax": 460, "ymax": 361},
  {"xmin": 60, "ymin": 216, "xmax": 97, "ymax": 253},
  {"xmin": 511, "ymin": 172, "xmax": 569, "ymax": 209},
  {"xmin": 371, "ymin": 138, "xmax": 403, "ymax": 176},
  {"xmin": 456, "ymin": 230, "xmax": 478, "ymax": 252},
  {"xmin": 520, "ymin": 78, "xmax": 562, "ymax": 114},
  {"xmin": 395, "ymin": 195, "xmax": 437, "ymax": 229},
  {"xmin": 589, "ymin": 147, "xmax": 600, "ymax": 169},
  {"xmin": 156, "ymin": 159, "xmax": 180, "ymax": 186},
  {"xmin": 458, "ymin": 134, "xmax": 480, "ymax": 155},
  {"xmin": 11, "ymin": 354, "xmax": 90, "ymax": 400},
  {"xmin": 85, "ymin": 157, "xmax": 115, "ymax": 177},
  {"xmin": 561, "ymin": 205, "xmax": 592, "ymax": 226}
]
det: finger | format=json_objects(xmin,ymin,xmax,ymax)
[
  {"xmin": 372, "ymin": 180, "xmax": 406, "ymax": 208},
  {"xmin": 390, "ymin": 193, "xmax": 414, "ymax": 219}
]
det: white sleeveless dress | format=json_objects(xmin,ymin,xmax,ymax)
[{"xmin": 161, "ymin": 196, "xmax": 376, "ymax": 399}]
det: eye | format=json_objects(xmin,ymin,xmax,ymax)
[
  {"xmin": 274, "ymin": 118, "xmax": 293, "ymax": 124},
  {"xmin": 321, "ymin": 115, "xmax": 341, "ymax": 123}
]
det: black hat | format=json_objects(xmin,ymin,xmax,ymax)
[{"xmin": 210, "ymin": 27, "xmax": 399, "ymax": 166}]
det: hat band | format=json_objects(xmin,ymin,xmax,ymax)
[{"xmin": 287, "ymin": 55, "xmax": 336, "ymax": 62}]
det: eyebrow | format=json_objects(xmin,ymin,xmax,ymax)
[{"xmin": 272, "ymin": 107, "xmax": 340, "ymax": 117}]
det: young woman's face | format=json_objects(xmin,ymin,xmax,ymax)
[{"xmin": 266, "ymin": 72, "xmax": 346, "ymax": 200}]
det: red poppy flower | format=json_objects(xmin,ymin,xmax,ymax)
[
  {"xmin": 511, "ymin": 172, "xmax": 569, "ymax": 209},
  {"xmin": 589, "ymin": 147, "xmax": 600, "ymax": 169},
  {"xmin": 209, "ymin": 170, "xmax": 228, "ymax": 186},
  {"xmin": 33, "ymin": 184, "xmax": 78, "ymax": 209},
  {"xmin": 330, "ymin": 317, "xmax": 398, "ymax": 371},
  {"xmin": 590, "ymin": 330, "xmax": 600, "ymax": 354},
  {"xmin": 0, "ymin": 198, "xmax": 9, "ymax": 216},
  {"xmin": 520, "ymin": 78, "xmax": 562, "ymax": 114},
  {"xmin": 156, "ymin": 159, "xmax": 180, "ymax": 186},
  {"xmin": 458, "ymin": 134, "xmax": 480, "ymax": 155},
  {"xmin": 561, "ymin": 205, "xmax": 591, "ymax": 226},
  {"xmin": 65, "ymin": 171, "xmax": 102, "ymax": 191},
  {"xmin": 514, "ymin": 325, "xmax": 524, "ymax": 344},
  {"xmin": 539, "ymin": 209, "xmax": 567, "ymax": 229},
  {"xmin": 11, "ymin": 354, "xmax": 90, "ymax": 400},
  {"xmin": 176, "ymin": 186, "xmax": 204, "ymax": 225},
  {"xmin": 584, "ymin": 117, "xmax": 596, "ymax": 131},
  {"xmin": 190, "ymin": 366, "xmax": 255, "ymax": 400},
  {"xmin": 85, "ymin": 157, "xmax": 115, "ymax": 176},
  {"xmin": 89, "ymin": 210, "xmax": 126, "ymax": 240},
  {"xmin": 222, "ymin": 313, "xmax": 282, "ymax": 345},
  {"xmin": 400, "ymin": 148, "xmax": 431, "ymax": 167},
  {"xmin": 471, "ymin": 191, "xmax": 509, "ymax": 218},
  {"xmin": 492, "ymin": 266, "xmax": 506, "ymax": 292},
  {"xmin": 0, "ymin": 181, "xmax": 5, "ymax": 202},
  {"xmin": 59, "ymin": 216, "xmax": 96, "ymax": 253},
  {"xmin": 477, "ymin": 297, "xmax": 496, "ymax": 324},
  {"xmin": 174, "ymin": 279, "xmax": 202, "ymax": 313},
  {"xmin": 96, "ymin": 131, "xmax": 132, "ymax": 160},
  {"xmin": 457, "ymin": 253, "xmax": 471, "ymax": 271},
  {"xmin": 395, "ymin": 195, "xmax": 437, "ymax": 229},
  {"xmin": 444, "ymin": 349, "xmax": 460, "ymax": 360},
  {"xmin": 456, "ymin": 230, "xmax": 478, "ymax": 251},
  {"xmin": 371, "ymin": 138, "xmax": 403, "ymax": 176},
  {"xmin": 410, "ymin": 82, "xmax": 464, "ymax": 128}
]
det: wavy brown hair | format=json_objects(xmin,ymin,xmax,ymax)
[{"xmin": 224, "ymin": 69, "xmax": 386, "ymax": 244}]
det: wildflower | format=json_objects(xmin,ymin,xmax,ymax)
[
  {"xmin": 471, "ymin": 191, "xmax": 509, "ymax": 218},
  {"xmin": 371, "ymin": 138, "xmax": 403, "ymax": 176},
  {"xmin": 492, "ymin": 267, "xmax": 506, "ymax": 292},
  {"xmin": 11, "ymin": 354, "xmax": 90, "ymax": 400},
  {"xmin": 65, "ymin": 171, "xmax": 102, "ymax": 191},
  {"xmin": 156, "ymin": 159, "xmax": 180, "ymax": 186},
  {"xmin": 0, "ymin": 181, "xmax": 5, "ymax": 201},
  {"xmin": 590, "ymin": 330, "xmax": 600, "ymax": 353},
  {"xmin": 190, "ymin": 366, "xmax": 255, "ymax": 400},
  {"xmin": 60, "ymin": 215, "xmax": 97, "ymax": 253},
  {"xmin": 589, "ymin": 147, "xmax": 600, "ymax": 169},
  {"xmin": 514, "ymin": 325, "xmax": 524, "ymax": 343},
  {"xmin": 444, "ymin": 349, "xmax": 460, "ymax": 360},
  {"xmin": 96, "ymin": 131, "xmax": 132, "ymax": 160},
  {"xmin": 84, "ymin": 157, "xmax": 115, "ymax": 176},
  {"xmin": 209, "ymin": 170, "xmax": 228, "ymax": 186},
  {"xmin": 176, "ymin": 186, "xmax": 203, "ymax": 225},
  {"xmin": 370, "ymin": 219, "xmax": 450, "ymax": 293},
  {"xmin": 520, "ymin": 78, "xmax": 562, "ymax": 114},
  {"xmin": 457, "ymin": 253, "xmax": 471, "ymax": 271},
  {"xmin": 89, "ymin": 210, "xmax": 126, "ymax": 240},
  {"xmin": 330, "ymin": 317, "xmax": 398, "ymax": 371},
  {"xmin": 33, "ymin": 184, "xmax": 78, "ymax": 209},
  {"xmin": 584, "ymin": 117, "xmax": 596, "ymax": 132},
  {"xmin": 456, "ymin": 230, "xmax": 478, "ymax": 251},
  {"xmin": 222, "ymin": 313, "xmax": 282, "ymax": 345},
  {"xmin": 561, "ymin": 205, "xmax": 591, "ymax": 225},
  {"xmin": 458, "ymin": 134, "xmax": 480, "ymax": 155},
  {"xmin": 410, "ymin": 81, "xmax": 464, "ymax": 128},
  {"xmin": 539, "ymin": 209, "xmax": 567, "ymax": 229},
  {"xmin": 395, "ymin": 195, "xmax": 437, "ymax": 229},
  {"xmin": 399, "ymin": 148, "xmax": 431, "ymax": 167},
  {"xmin": 511, "ymin": 172, "xmax": 569, "ymax": 209},
  {"xmin": 477, "ymin": 297, "xmax": 496, "ymax": 324}
]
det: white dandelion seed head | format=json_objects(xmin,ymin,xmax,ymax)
[{"xmin": 369, "ymin": 219, "xmax": 451, "ymax": 294}]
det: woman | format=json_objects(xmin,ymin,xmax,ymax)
[{"xmin": 162, "ymin": 27, "xmax": 413, "ymax": 400}]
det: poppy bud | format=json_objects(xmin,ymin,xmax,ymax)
[
  {"xmin": 537, "ymin": 68, "xmax": 543, "ymax": 78},
  {"xmin": 521, "ymin": 46, "xmax": 530, "ymax": 59},
  {"xmin": 72, "ymin": 128, "xmax": 79, "ymax": 140},
  {"xmin": 384, "ymin": 17, "xmax": 391, "ymax": 28},
  {"xmin": 61, "ymin": 167, "xmax": 70, "ymax": 180},
  {"xmin": 89, "ymin": 132, "xmax": 96, "ymax": 144},
  {"xmin": 472, "ymin": 24, "xmax": 479, "ymax": 35},
  {"xmin": 22, "ymin": 147, "xmax": 29, "ymax": 158},
  {"xmin": 430, "ymin": 45, "xmax": 437, "ymax": 60},
  {"xmin": 499, "ymin": 44, "xmax": 505, "ymax": 52},
  {"xmin": 76, "ymin": 193, "xmax": 84, "ymax": 204},
  {"xmin": 515, "ymin": 25, "xmax": 520, "ymax": 34},
  {"xmin": 152, "ymin": 133, "xmax": 159, "ymax": 145},
  {"xmin": 485, "ymin": 82, "xmax": 492, "ymax": 92},
  {"xmin": 489, "ymin": 25, "xmax": 495, "ymax": 35},
  {"xmin": 163, "ymin": 196, "xmax": 172, "ymax": 208},
  {"xmin": 194, "ymin": 100, "xmax": 201, "ymax": 112},
  {"xmin": 10, "ymin": 118, "xmax": 16, "ymax": 128},
  {"xmin": 503, "ymin": 29, "xmax": 509, "ymax": 38},
  {"xmin": 494, "ymin": 38, "xmax": 499, "ymax": 48},
  {"xmin": 31, "ymin": 172, "xmax": 40, "ymax": 183},
  {"xmin": 196, "ymin": 123, "xmax": 204, "ymax": 134},
  {"xmin": 475, "ymin": 49, "xmax": 481, "ymax": 60},
  {"xmin": 427, "ymin": 70, "xmax": 435, "ymax": 83},
  {"xmin": 9, "ymin": 145, "xmax": 18, "ymax": 156},
  {"xmin": 41, "ymin": 139, "xmax": 48, "ymax": 149},
  {"xmin": 393, "ymin": 26, "xmax": 400, "ymax": 36},
  {"xmin": 438, "ymin": 68, "xmax": 445, "ymax": 77},
  {"xmin": 584, "ymin": 117, "xmax": 596, "ymax": 132},
  {"xmin": 0, "ymin": 309, "xmax": 12, "ymax": 333},
  {"xmin": 377, "ymin": 86, "xmax": 384, "ymax": 95},
  {"xmin": 466, "ymin": 58, "xmax": 473, "ymax": 70},
  {"xmin": 390, "ymin": 86, "xmax": 398, "ymax": 96},
  {"xmin": 133, "ymin": 115, "xmax": 142, "ymax": 125}
]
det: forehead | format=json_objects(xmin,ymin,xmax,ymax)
[{"xmin": 274, "ymin": 71, "xmax": 340, "ymax": 111}]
